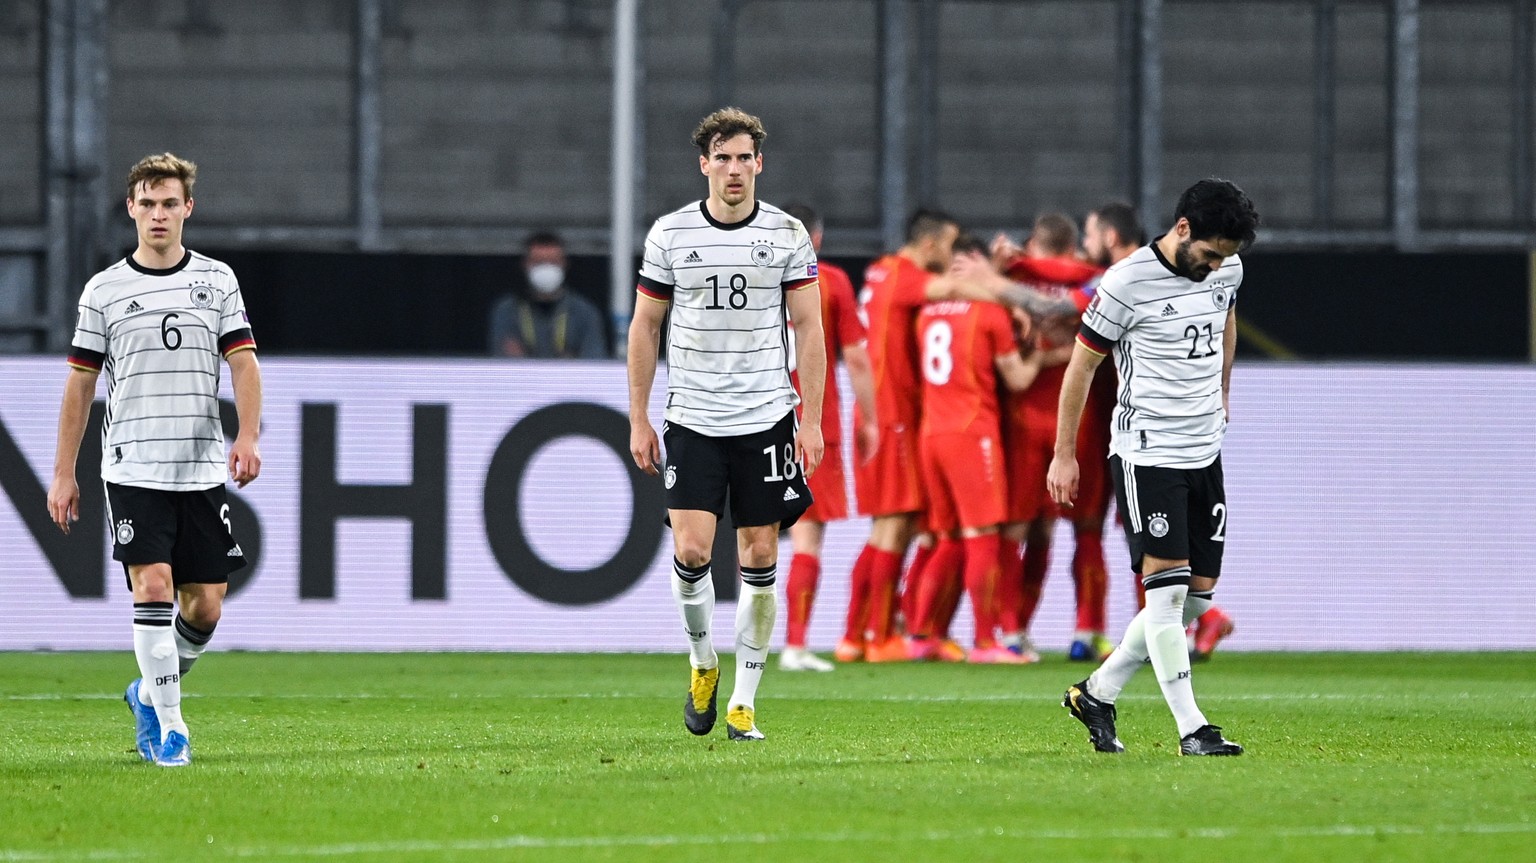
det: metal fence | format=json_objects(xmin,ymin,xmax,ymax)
[{"xmin": 0, "ymin": 0, "xmax": 1532, "ymax": 351}]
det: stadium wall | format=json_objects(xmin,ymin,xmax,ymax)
[{"xmin": 2, "ymin": 357, "xmax": 1533, "ymax": 652}]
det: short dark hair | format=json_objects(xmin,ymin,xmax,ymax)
[
  {"xmin": 951, "ymin": 232, "xmax": 987, "ymax": 258},
  {"xmin": 1030, "ymin": 212, "xmax": 1078, "ymax": 257},
  {"xmin": 783, "ymin": 203, "xmax": 821, "ymax": 234},
  {"xmin": 905, "ymin": 208, "xmax": 957, "ymax": 244},
  {"xmin": 692, "ymin": 107, "xmax": 767, "ymax": 155},
  {"xmin": 1174, "ymin": 178, "xmax": 1260, "ymax": 250},
  {"xmin": 525, "ymin": 231, "xmax": 564, "ymax": 252},
  {"xmin": 1092, "ymin": 202, "xmax": 1145, "ymax": 246}
]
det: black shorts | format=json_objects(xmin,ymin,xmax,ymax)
[
  {"xmin": 1110, "ymin": 454, "xmax": 1226, "ymax": 582},
  {"xmin": 106, "ymin": 482, "xmax": 247, "ymax": 589},
  {"xmin": 662, "ymin": 411, "xmax": 813, "ymax": 529}
]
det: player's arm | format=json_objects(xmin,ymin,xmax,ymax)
[
  {"xmin": 1046, "ymin": 341, "xmax": 1109, "ymax": 507},
  {"xmin": 48, "ymin": 367, "xmax": 98, "ymax": 534},
  {"xmin": 843, "ymin": 342, "xmax": 878, "ymax": 463},
  {"xmin": 995, "ymin": 348, "xmax": 1044, "ymax": 392},
  {"xmin": 1221, "ymin": 305, "xmax": 1237, "ymax": 420},
  {"xmin": 785, "ymin": 281, "xmax": 827, "ymax": 476},
  {"xmin": 626, "ymin": 294, "xmax": 668, "ymax": 475},
  {"xmin": 226, "ymin": 348, "xmax": 263, "ymax": 488}
]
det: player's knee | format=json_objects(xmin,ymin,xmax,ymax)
[
  {"xmin": 181, "ymin": 598, "xmax": 222, "ymax": 629},
  {"xmin": 738, "ymin": 538, "xmax": 777, "ymax": 569},
  {"xmin": 674, "ymin": 543, "xmax": 712, "ymax": 570},
  {"xmin": 130, "ymin": 564, "xmax": 174, "ymax": 602}
]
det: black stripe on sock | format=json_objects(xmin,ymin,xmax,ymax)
[
  {"xmin": 174, "ymin": 615, "xmax": 216, "ymax": 645},
  {"xmin": 673, "ymin": 557, "xmax": 711, "ymax": 584},
  {"xmin": 1189, "ymin": 589, "xmax": 1215, "ymax": 602},
  {"xmin": 741, "ymin": 564, "xmax": 776, "ymax": 587},
  {"xmin": 1142, "ymin": 566, "xmax": 1192, "ymax": 591},
  {"xmin": 133, "ymin": 601, "xmax": 174, "ymax": 626}
]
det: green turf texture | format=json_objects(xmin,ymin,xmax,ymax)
[{"xmin": 1, "ymin": 651, "xmax": 1532, "ymax": 862}]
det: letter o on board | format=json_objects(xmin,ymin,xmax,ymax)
[{"xmin": 483, "ymin": 403, "xmax": 664, "ymax": 605}]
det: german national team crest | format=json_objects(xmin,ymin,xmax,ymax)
[
  {"xmin": 189, "ymin": 283, "xmax": 215, "ymax": 309},
  {"xmin": 1210, "ymin": 282, "xmax": 1231, "ymax": 310},
  {"xmin": 665, "ymin": 465, "xmax": 677, "ymax": 489},
  {"xmin": 1148, "ymin": 512, "xmax": 1170, "ymax": 538},
  {"xmin": 115, "ymin": 519, "xmax": 135, "ymax": 545},
  {"xmin": 751, "ymin": 242, "xmax": 774, "ymax": 266}
]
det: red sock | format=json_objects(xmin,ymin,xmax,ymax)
[
  {"xmin": 900, "ymin": 542, "xmax": 935, "ymax": 631},
  {"xmin": 1020, "ymin": 536, "xmax": 1051, "ymax": 631},
  {"xmin": 866, "ymin": 548, "xmax": 904, "ymax": 642},
  {"xmin": 1072, "ymin": 531, "xmax": 1108, "ymax": 633},
  {"xmin": 910, "ymin": 539, "xmax": 962, "ymax": 639},
  {"xmin": 995, "ymin": 537, "xmax": 1023, "ymax": 634},
  {"xmin": 785, "ymin": 552, "xmax": 820, "ymax": 648},
  {"xmin": 843, "ymin": 544, "xmax": 876, "ymax": 642},
  {"xmin": 963, "ymin": 534, "xmax": 1001, "ymax": 649}
]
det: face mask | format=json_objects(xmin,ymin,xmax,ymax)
[{"xmin": 527, "ymin": 263, "xmax": 564, "ymax": 295}]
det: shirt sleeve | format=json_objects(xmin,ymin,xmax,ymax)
[
  {"xmin": 1077, "ymin": 278, "xmax": 1135, "ymax": 356},
  {"xmin": 783, "ymin": 223, "xmax": 819, "ymax": 292},
  {"xmin": 217, "ymin": 271, "xmax": 257, "ymax": 357},
  {"xmin": 66, "ymin": 284, "xmax": 106, "ymax": 372},
  {"xmin": 828, "ymin": 268, "xmax": 866, "ymax": 349},
  {"xmin": 637, "ymin": 220, "xmax": 674, "ymax": 302}
]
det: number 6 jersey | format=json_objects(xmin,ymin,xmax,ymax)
[
  {"xmin": 637, "ymin": 201, "xmax": 819, "ymax": 437},
  {"xmin": 1076, "ymin": 242, "xmax": 1243, "ymax": 470},
  {"xmin": 67, "ymin": 251, "xmax": 256, "ymax": 491}
]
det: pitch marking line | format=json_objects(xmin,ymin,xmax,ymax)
[
  {"xmin": 2, "ymin": 822, "xmax": 1534, "ymax": 860},
  {"xmin": 4, "ymin": 691, "xmax": 1532, "ymax": 703}
]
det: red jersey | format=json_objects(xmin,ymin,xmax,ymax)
[
  {"xmin": 1003, "ymin": 255, "xmax": 1103, "ymax": 425},
  {"xmin": 791, "ymin": 261, "xmax": 865, "ymax": 443},
  {"xmin": 859, "ymin": 254, "xmax": 932, "ymax": 429},
  {"xmin": 916, "ymin": 300, "xmax": 1015, "ymax": 438}
]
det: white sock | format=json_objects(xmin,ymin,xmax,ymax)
[
  {"xmin": 671, "ymin": 558, "xmax": 717, "ymax": 670},
  {"xmin": 1142, "ymin": 574, "xmax": 1208, "ymax": 737},
  {"xmin": 1088, "ymin": 583, "xmax": 1217, "ymax": 703},
  {"xmin": 173, "ymin": 614, "xmax": 216, "ymax": 676},
  {"xmin": 730, "ymin": 566, "xmax": 778, "ymax": 712},
  {"xmin": 132, "ymin": 602, "xmax": 187, "ymax": 741}
]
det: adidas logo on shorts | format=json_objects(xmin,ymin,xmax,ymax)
[
  {"xmin": 683, "ymin": 250, "xmax": 703, "ymax": 264},
  {"xmin": 782, "ymin": 487, "xmax": 800, "ymax": 502}
]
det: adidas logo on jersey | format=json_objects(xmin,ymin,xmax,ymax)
[
  {"xmin": 683, "ymin": 250, "xmax": 703, "ymax": 264},
  {"xmin": 1160, "ymin": 303, "xmax": 1178, "ymax": 317},
  {"xmin": 782, "ymin": 487, "xmax": 800, "ymax": 502},
  {"xmin": 125, "ymin": 300, "xmax": 144, "ymax": 313}
]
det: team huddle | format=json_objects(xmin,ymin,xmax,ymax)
[{"xmin": 48, "ymin": 107, "xmax": 1258, "ymax": 767}]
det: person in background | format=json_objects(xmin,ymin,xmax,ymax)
[{"xmin": 489, "ymin": 231, "xmax": 607, "ymax": 359}]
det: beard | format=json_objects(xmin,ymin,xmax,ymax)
[{"xmin": 1174, "ymin": 239, "xmax": 1214, "ymax": 282}]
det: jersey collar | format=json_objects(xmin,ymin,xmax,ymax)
[
  {"xmin": 699, "ymin": 200, "xmax": 759, "ymax": 231},
  {"xmin": 127, "ymin": 249, "xmax": 192, "ymax": 276},
  {"xmin": 1148, "ymin": 235, "xmax": 1180, "ymax": 278}
]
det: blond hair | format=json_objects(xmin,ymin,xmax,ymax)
[
  {"xmin": 126, "ymin": 152, "xmax": 197, "ymax": 200},
  {"xmin": 692, "ymin": 107, "xmax": 766, "ymax": 155}
]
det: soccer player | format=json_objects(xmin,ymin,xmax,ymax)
[
  {"xmin": 47, "ymin": 153, "xmax": 262, "ymax": 767},
  {"xmin": 1052, "ymin": 178, "xmax": 1259, "ymax": 756},
  {"xmin": 906, "ymin": 236, "xmax": 1043, "ymax": 663},
  {"xmin": 1084, "ymin": 203, "xmax": 1236, "ymax": 661},
  {"xmin": 628, "ymin": 108, "xmax": 826, "ymax": 741},
  {"xmin": 836, "ymin": 210, "xmax": 1026, "ymax": 663},
  {"xmin": 778, "ymin": 204, "xmax": 877, "ymax": 673},
  {"xmin": 994, "ymin": 213, "xmax": 1103, "ymax": 661}
]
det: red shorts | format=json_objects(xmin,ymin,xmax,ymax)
[
  {"xmin": 921, "ymin": 432, "xmax": 1007, "ymax": 534},
  {"xmin": 1005, "ymin": 417, "xmax": 1059, "ymax": 524},
  {"xmin": 854, "ymin": 422, "xmax": 925, "ymax": 517},
  {"xmin": 801, "ymin": 441, "xmax": 849, "ymax": 523}
]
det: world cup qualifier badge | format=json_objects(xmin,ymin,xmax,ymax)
[
  {"xmin": 1148, "ymin": 512, "xmax": 1170, "ymax": 538},
  {"xmin": 115, "ymin": 519, "xmax": 135, "ymax": 545}
]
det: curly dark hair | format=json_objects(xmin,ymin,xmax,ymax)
[
  {"xmin": 692, "ymin": 107, "xmax": 766, "ymax": 155},
  {"xmin": 1174, "ymin": 178, "xmax": 1260, "ymax": 251}
]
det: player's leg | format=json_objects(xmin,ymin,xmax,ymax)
[
  {"xmin": 1177, "ymin": 457, "xmax": 1241, "ymax": 754},
  {"xmin": 899, "ymin": 531, "xmax": 935, "ymax": 635},
  {"xmin": 108, "ymin": 483, "xmax": 184, "ymax": 763},
  {"xmin": 172, "ymin": 485, "xmax": 244, "ymax": 679},
  {"xmin": 662, "ymin": 423, "xmax": 729, "ymax": 735},
  {"xmin": 996, "ymin": 521, "xmax": 1032, "ymax": 658},
  {"xmin": 781, "ymin": 518, "xmax": 833, "ymax": 671},
  {"xmin": 907, "ymin": 533, "xmax": 961, "ymax": 656},
  {"xmin": 1019, "ymin": 517, "xmax": 1055, "ymax": 635},
  {"xmin": 863, "ymin": 512, "xmax": 915, "ymax": 661}
]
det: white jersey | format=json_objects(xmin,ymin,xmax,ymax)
[
  {"xmin": 1077, "ymin": 241, "xmax": 1243, "ymax": 469},
  {"xmin": 638, "ymin": 200, "xmax": 819, "ymax": 436},
  {"xmin": 67, "ymin": 250, "xmax": 256, "ymax": 491}
]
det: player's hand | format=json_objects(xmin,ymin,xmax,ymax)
[
  {"xmin": 228, "ymin": 435, "xmax": 262, "ymax": 488},
  {"xmin": 1046, "ymin": 454, "xmax": 1078, "ymax": 508},
  {"xmin": 795, "ymin": 423, "xmax": 825, "ymax": 479},
  {"xmin": 854, "ymin": 418, "xmax": 879, "ymax": 465},
  {"xmin": 631, "ymin": 421, "xmax": 661, "ymax": 476},
  {"xmin": 47, "ymin": 476, "xmax": 80, "ymax": 534},
  {"xmin": 989, "ymin": 232, "xmax": 1023, "ymax": 268}
]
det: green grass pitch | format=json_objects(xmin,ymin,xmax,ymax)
[{"xmin": 2, "ymin": 651, "xmax": 1532, "ymax": 862}]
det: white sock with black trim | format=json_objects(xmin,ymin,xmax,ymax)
[
  {"xmin": 1141, "ymin": 571, "xmax": 1207, "ymax": 737},
  {"xmin": 173, "ymin": 614, "xmax": 216, "ymax": 676},
  {"xmin": 731, "ymin": 564, "xmax": 777, "ymax": 712},
  {"xmin": 132, "ymin": 601, "xmax": 187, "ymax": 741},
  {"xmin": 1089, "ymin": 583, "xmax": 1218, "ymax": 705},
  {"xmin": 672, "ymin": 558, "xmax": 717, "ymax": 670}
]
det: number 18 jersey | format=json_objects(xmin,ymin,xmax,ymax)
[{"xmin": 638, "ymin": 200, "xmax": 819, "ymax": 437}]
